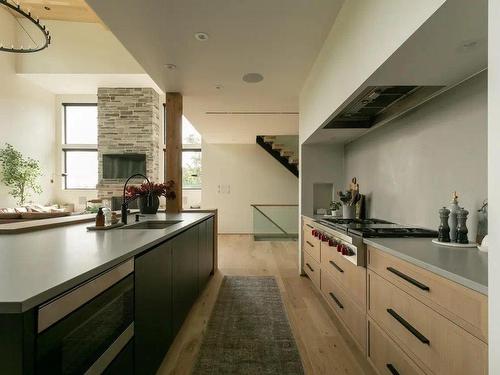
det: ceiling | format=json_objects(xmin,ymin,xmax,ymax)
[
  {"xmin": 85, "ymin": 0, "xmax": 344, "ymax": 143},
  {"xmin": 305, "ymin": 0, "xmax": 488, "ymax": 145},
  {"xmin": 17, "ymin": 0, "xmax": 100, "ymax": 23}
]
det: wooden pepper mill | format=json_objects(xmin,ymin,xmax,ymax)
[
  {"xmin": 438, "ymin": 207, "xmax": 451, "ymax": 242},
  {"xmin": 456, "ymin": 208, "xmax": 469, "ymax": 244}
]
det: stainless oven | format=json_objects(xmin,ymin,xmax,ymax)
[{"xmin": 36, "ymin": 260, "xmax": 134, "ymax": 375}]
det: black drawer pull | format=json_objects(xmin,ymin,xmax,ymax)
[
  {"xmin": 329, "ymin": 292, "xmax": 344, "ymax": 309},
  {"xmin": 329, "ymin": 260, "xmax": 344, "ymax": 273},
  {"xmin": 386, "ymin": 363, "xmax": 400, "ymax": 375},
  {"xmin": 306, "ymin": 263, "xmax": 314, "ymax": 272},
  {"xmin": 387, "ymin": 308, "xmax": 430, "ymax": 345},
  {"xmin": 306, "ymin": 241, "xmax": 314, "ymax": 247},
  {"xmin": 387, "ymin": 267, "xmax": 430, "ymax": 291},
  {"xmin": 306, "ymin": 224, "xmax": 313, "ymax": 228}
]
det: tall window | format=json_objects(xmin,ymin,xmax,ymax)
[
  {"xmin": 62, "ymin": 104, "xmax": 98, "ymax": 189},
  {"xmin": 181, "ymin": 118, "xmax": 202, "ymax": 190}
]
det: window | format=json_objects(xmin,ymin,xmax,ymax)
[{"xmin": 62, "ymin": 104, "xmax": 98, "ymax": 189}]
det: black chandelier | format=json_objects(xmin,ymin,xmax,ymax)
[{"xmin": 0, "ymin": 0, "xmax": 51, "ymax": 53}]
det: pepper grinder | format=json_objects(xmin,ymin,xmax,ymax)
[
  {"xmin": 449, "ymin": 192, "xmax": 460, "ymax": 242},
  {"xmin": 456, "ymin": 208, "xmax": 469, "ymax": 244},
  {"xmin": 438, "ymin": 207, "xmax": 451, "ymax": 242}
]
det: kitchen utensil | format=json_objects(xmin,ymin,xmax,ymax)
[
  {"xmin": 438, "ymin": 207, "xmax": 451, "ymax": 242},
  {"xmin": 478, "ymin": 235, "xmax": 488, "ymax": 252},
  {"xmin": 456, "ymin": 208, "xmax": 469, "ymax": 244},
  {"xmin": 449, "ymin": 192, "xmax": 459, "ymax": 242},
  {"xmin": 476, "ymin": 200, "xmax": 488, "ymax": 244}
]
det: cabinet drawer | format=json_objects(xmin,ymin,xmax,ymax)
[
  {"xmin": 321, "ymin": 271, "xmax": 366, "ymax": 352},
  {"xmin": 322, "ymin": 242, "xmax": 366, "ymax": 309},
  {"xmin": 368, "ymin": 270, "xmax": 487, "ymax": 375},
  {"xmin": 304, "ymin": 252, "xmax": 320, "ymax": 289},
  {"xmin": 368, "ymin": 318, "xmax": 425, "ymax": 375},
  {"xmin": 367, "ymin": 246, "xmax": 487, "ymax": 342},
  {"xmin": 303, "ymin": 228, "xmax": 321, "ymax": 262}
]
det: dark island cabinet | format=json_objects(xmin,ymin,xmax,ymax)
[
  {"xmin": 134, "ymin": 216, "xmax": 215, "ymax": 375},
  {"xmin": 134, "ymin": 240, "xmax": 173, "ymax": 375}
]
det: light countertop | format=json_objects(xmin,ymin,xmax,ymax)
[
  {"xmin": 364, "ymin": 237, "xmax": 487, "ymax": 295},
  {"xmin": 0, "ymin": 212, "xmax": 214, "ymax": 313}
]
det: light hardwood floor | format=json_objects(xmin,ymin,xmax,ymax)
[{"xmin": 158, "ymin": 235, "xmax": 375, "ymax": 375}]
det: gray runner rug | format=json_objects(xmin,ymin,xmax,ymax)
[{"xmin": 192, "ymin": 276, "xmax": 305, "ymax": 375}]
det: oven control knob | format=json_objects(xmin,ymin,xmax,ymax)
[
  {"xmin": 322, "ymin": 234, "xmax": 329, "ymax": 242},
  {"xmin": 341, "ymin": 246, "xmax": 348, "ymax": 255},
  {"xmin": 312, "ymin": 229, "xmax": 316, "ymax": 236},
  {"xmin": 329, "ymin": 239, "xmax": 337, "ymax": 247},
  {"xmin": 336, "ymin": 244, "xmax": 342, "ymax": 253}
]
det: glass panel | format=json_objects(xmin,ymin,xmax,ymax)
[
  {"xmin": 252, "ymin": 205, "xmax": 298, "ymax": 241},
  {"xmin": 182, "ymin": 150, "xmax": 201, "ymax": 189},
  {"xmin": 65, "ymin": 151, "xmax": 98, "ymax": 189},
  {"xmin": 182, "ymin": 116, "xmax": 201, "ymax": 145},
  {"xmin": 65, "ymin": 105, "xmax": 98, "ymax": 144}
]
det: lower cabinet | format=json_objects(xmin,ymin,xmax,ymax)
[
  {"xmin": 172, "ymin": 226, "xmax": 200, "ymax": 336},
  {"xmin": 135, "ymin": 241, "xmax": 173, "ymax": 375},
  {"xmin": 134, "ymin": 217, "xmax": 215, "ymax": 375}
]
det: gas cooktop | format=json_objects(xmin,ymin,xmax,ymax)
[{"xmin": 318, "ymin": 218, "xmax": 438, "ymax": 238}]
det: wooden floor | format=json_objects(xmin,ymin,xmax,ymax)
[{"xmin": 158, "ymin": 235, "xmax": 375, "ymax": 375}]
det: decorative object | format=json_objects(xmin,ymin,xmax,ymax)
[
  {"xmin": 456, "ymin": 208, "xmax": 469, "ymax": 244},
  {"xmin": 0, "ymin": 143, "xmax": 42, "ymax": 205},
  {"xmin": 438, "ymin": 207, "xmax": 451, "ymax": 242},
  {"xmin": 476, "ymin": 199, "xmax": 488, "ymax": 244},
  {"xmin": 0, "ymin": 0, "xmax": 51, "ymax": 53},
  {"xmin": 125, "ymin": 180, "xmax": 176, "ymax": 215},
  {"xmin": 449, "ymin": 192, "xmax": 460, "ymax": 242},
  {"xmin": 192, "ymin": 276, "xmax": 304, "ymax": 375},
  {"xmin": 478, "ymin": 235, "xmax": 488, "ymax": 252}
]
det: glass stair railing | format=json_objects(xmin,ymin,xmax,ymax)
[{"xmin": 252, "ymin": 204, "xmax": 298, "ymax": 241}]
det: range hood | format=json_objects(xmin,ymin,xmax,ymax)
[{"xmin": 324, "ymin": 85, "xmax": 445, "ymax": 129}]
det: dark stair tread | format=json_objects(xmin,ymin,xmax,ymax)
[{"xmin": 256, "ymin": 136, "xmax": 299, "ymax": 177}]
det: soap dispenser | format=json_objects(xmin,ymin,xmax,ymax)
[{"xmin": 449, "ymin": 192, "xmax": 460, "ymax": 242}]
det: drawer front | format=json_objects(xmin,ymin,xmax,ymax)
[
  {"xmin": 304, "ymin": 252, "xmax": 320, "ymax": 289},
  {"xmin": 368, "ymin": 246, "xmax": 487, "ymax": 342},
  {"xmin": 368, "ymin": 270, "xmax": 487, "ymax": 375},
  {"xmin": 321, "ymin": 271, "xmax": 366, "ymax": 352},
  {"xmin": 368, "ymin": 318, "xmax": 425, "ymax": 375},
  {"xmin": 303, "ymin": 228, "xmax": 321, "ymax": 262},
  {"xmin": 322, "ymin": 242, "xmax": 366, "ymax": 309}
]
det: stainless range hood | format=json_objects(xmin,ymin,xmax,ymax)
[{"xmin": 324, "ymin": 85, "xmax": 445, "ymax": 129}]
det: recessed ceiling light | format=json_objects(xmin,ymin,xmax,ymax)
[
  {"xmin": 215, "ymin": 84, "xmax": 223, "ymax": 90},
  {"xmin": 44, "ymin": 6, "xmax": 51, "ymax": 10},
  {"xmin": 164, "ymin": 64, "xmax": 177, "ymax": 70},
  {"xmin": 242, "ymin": 73, "xmax": 264, "ymax": 83},
  {"xmin": 194, "ymin": 32, "xmax": 209, "ymax": 41}
]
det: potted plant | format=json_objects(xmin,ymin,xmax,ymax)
[
  {"xmin": 329, "ymin": 201, "xmax": 342, "ymax": 217},
  {"xmin": 0, "ymin": 143, "xmax": 42, "ymax": 205},
  {"xmin": 125, "ymin": 180, "xmax": 176, "ymax": 214}
]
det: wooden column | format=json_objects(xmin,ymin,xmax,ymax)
[{"xmin": 164, "ymin": 93, "xmax": 183, "ymax": 213}]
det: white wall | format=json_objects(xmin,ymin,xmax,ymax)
[
  {"xmin": 344, "ymin": 72, "xmax": 487, "ymax": 239},
  {"xmin": 488, "ymin": 0, "xmax": 499, "ymax": 371},
  {"xmin": 0, "ymin": 11, "xmax": 56, "ymax": 207},
  {"xmin": 299, "ymin": 0, "xmax": 445, "ymax": 143},
  {"xmin": 202, "ymin": 143, "xmax": 298, "ymax": 233}
]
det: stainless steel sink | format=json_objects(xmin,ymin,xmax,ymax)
[{"xmin": 122, "ymin": 220, "xmax": 183, "ymax": 229}]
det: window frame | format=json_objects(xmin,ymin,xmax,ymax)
[{"xmin": 62, "ymin": 103, "xmax": 98, "ymax": 190}]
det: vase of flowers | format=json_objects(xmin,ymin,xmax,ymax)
[{"xmin": 125, "ymin": 180, "xmax": 176, "ymax": 214}]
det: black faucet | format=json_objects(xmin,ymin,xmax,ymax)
[{"xmin": 121, "ymin": 173, "xmax": 153, "ymax": 225}]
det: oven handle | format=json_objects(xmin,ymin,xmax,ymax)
[
  {"xmin": 84, "ymin": 323, "xmax": 134, "ymax": 375},
  {"xmin": 38, "ymin": 259, "xmax": 134, "ymax": 333}
]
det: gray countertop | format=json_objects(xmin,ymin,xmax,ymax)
[
  {"xmin": 0, "ymin": 212, "xmax": 214, "ymax": 313},
  {"xmin": 364, "ymin": 237, "xmax": 488, "ymax": 295}
]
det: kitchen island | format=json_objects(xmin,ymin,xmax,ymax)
[{"xmin": 0, "ymin": 211, "xmax": 216, "ymax": 374}]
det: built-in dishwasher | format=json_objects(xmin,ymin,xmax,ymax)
[{"xmin": 35, "ymin": 259, "xmax": 134, "ymax": 375}]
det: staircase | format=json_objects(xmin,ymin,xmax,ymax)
[{"xmin": 256, "ymin": 135, "xmax": 299, "ymax": 177}]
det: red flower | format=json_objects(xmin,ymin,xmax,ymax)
[{"xmin": 125, "ymin": 180, "xmax": 176, "ymax": 200}]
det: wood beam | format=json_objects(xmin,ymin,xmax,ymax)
[{"xmin": 164, "ymin": 93, "xmax": 183, "ymax": 213}]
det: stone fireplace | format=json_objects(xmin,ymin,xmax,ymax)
[{"xmin": 97, "ymin": 87, "xmax": 160, "ymax": 198}]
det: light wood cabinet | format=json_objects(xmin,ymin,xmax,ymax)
[
  {"xmin": 303, "ymin": 251, "xmax": 321, "ymax": 290},
  {"xmin": 321, "ymin": 271, "xmax": 366, "ymax": 353},
  {"xmin": 367, "ymin": 246, "xmax": 487, "ymax": 343},
  {"xmin": 303, "ymin": 222, "xmax": 321, "ymax": 263},
  {"xmin": 368, "ymin": 270, "xmax": 488, "ymax": 375},
  {"xmin": 368, "ymin": 318, "xmax": 425, "ymax": 375},
  {"xmin": 322, "ymin": 242, "xmax": 366, "ymax": 309}
]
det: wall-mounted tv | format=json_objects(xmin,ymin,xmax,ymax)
[{"xmin": 103, "ymin": 154, "xmax": 146, "ymax": 179}]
